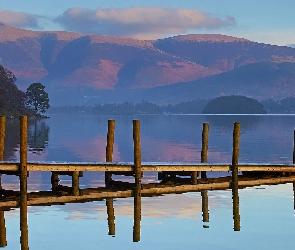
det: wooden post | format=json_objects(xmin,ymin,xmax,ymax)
[
  {"xmin": 0, "ymin": 116, "xmax": 5, "ymax": 161},
  {"xmin": 72, "ymin": 171, "xmax": 79, "ymax": 196},
  {"xmin": 0, "ymin": 116, "xmax": 6, "ymax": 190},
  {"xmin": 201, "ymin": 122, "xmax": 209, "ymax": 179},
  {"xmin": 293, "ymin": 129, "xmax": 295, "ymax": 210},
  {"xmin": 133, "ymin": 120, "xmax": 141, "ymax": 242},
  {"xmin": 293, "ymin": 129, "xmax": 295, "ymax": 165},
  {"xmin": 105, "ymin": 120, "xmax": 115, "ymax": 186},
  {"xmin": 20, "ymin": 116, "xmax": 29, "ymax": 250},
  {"xmin": 232, "ymin": 122, "xmax": 240, "ymax": 231},
  {"xmin": 0, "ymin": 210, "xmax": 7, "ymax": 247},
  {"xmin": 133, "ymin": 120, "xmax": 142, "ymax": 186},
  {"xmin": 51, "ymin": 172, "xmax": 59, "ymax": 192},
  {"xmin": 201, "ymin": 190, "xmax": 209, "ymax": 225},
  {"xmin": 106, "ymin": 198, "xmax": 115, "ymax": 235}
]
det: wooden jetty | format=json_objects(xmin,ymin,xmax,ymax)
[
  {"xmin": 1, "ymin": 116, "xmax": 295, "ymax": 182},
  {"xmin": 0, "ymin": 115, "xmax": 295, "ymax": 248},
  {"xmin": 0, "ymin": 115, "xmax": 295, "ymax": 199}
]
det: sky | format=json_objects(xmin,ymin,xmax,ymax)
[{"xmin": 0, "ymin": 0, "xmax": 295, "ymax": 46}]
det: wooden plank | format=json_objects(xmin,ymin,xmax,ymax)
[{"xmin": 0, "ymin": 161, "xmax": 295, "ymax": 173}]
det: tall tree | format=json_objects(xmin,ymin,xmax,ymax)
[
  {"xmin": 25, "ymin": 83, "xmax": 50, "ymax": 115},
  {"xmin": 0, "ymin": 65, "xmax": 26, "ymax": 116}
]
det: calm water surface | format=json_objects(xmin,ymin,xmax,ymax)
[{"xmin": 2, "ymin": 114, "xmax": 295, "ymax": 249}]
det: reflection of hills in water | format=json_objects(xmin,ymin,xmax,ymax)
[{"xmin": 1, "ymin": 174, "xmax": 295, "ymax": 248}]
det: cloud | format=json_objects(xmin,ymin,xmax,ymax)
[
  {"xmin": 0, "ymin": 9, "xmax": 42, "ymax": 29},
  {"xmin": 55, "ymin": 7, "xmax": 236, "ymax": 39}
]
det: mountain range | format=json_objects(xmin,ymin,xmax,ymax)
[{"xmin": 1, "ymin": 22, "xmax": 295, "ymax": 106}]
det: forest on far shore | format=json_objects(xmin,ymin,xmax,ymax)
[{"xmin": 48, "ymin": 96, "xmax": 295, "ymax": 115}]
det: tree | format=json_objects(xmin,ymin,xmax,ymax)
[
  {"xmin": 0, "ymin": 65, "xmax": 27, "ymax": 117},
  {"xmin": 25, "ymin": 83, "xmax": 50, "ymax": 115}
]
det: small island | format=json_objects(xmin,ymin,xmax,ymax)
[{"xmin": 202, "ymin": 95, "xmax": 267, "ymax": 114}]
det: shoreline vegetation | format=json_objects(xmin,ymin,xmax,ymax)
[
  {"xmin": 1, "ymin": 63, "xmax": 295, "ymax": 116},
  {"xmin": 48, "ymin": 96, "xmax": 295, "ymax": 115},
  {"xmin": 0, "ymin": 65, "xmax": 50, "ymax": 118}
]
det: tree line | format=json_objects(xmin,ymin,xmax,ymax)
[
  {"xmin": 49, "ymin": 99, "xmax": 210, "ymax": 115},
  {"xmin": 0, "ymin": 65, "xmax": 50, "ymax": 117}
]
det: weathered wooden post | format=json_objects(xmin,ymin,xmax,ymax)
[
  {"xmin": 293, "ymin": 129, "xmax": 295, "ymax": 165},
  {"xmin": 106, "ymin": 198, "xmax": 115, "ymax": 235},
  {"xmin": 293, "ymin": 129, "xmax": 295, "ymax": 210},
  {"xmin": 105, "ymin": 120, "xmax": 116, "ymax": 235},
  {"xmin": 0, "ymin": 116, "xmax": 6, "ymax": 190},
  {"xmin": 201, "ymin": 122, "xmax": 209, "ymax": 179},
  {"xmin": 133, "ymin": 120, "xmax": 141, "ymax": 242},
  {"xmin": 0, "ymin": 116, "xmax": 5, "ymax": 161},
  {"xmin": 133, "ymin": 120, "xmax": 142, "ymax": 185},
  {"xmin": 232, "ymin": 122, "xmax": 240, "ymax": 231},
  {"xmin": 20, "ymin": 116, "xmax": 29, "ymax": 250},
  {"xmin": 72, "ymin": 171, "xmax": 79, "ymax": 196},
  {"xmin": 105, "ymin": 120, "xmax": 115, "ymax": 186},
  {"xmin": 51, "ymin": 172, "xmax": 59, "ymax": 192}
]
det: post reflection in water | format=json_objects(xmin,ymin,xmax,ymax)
[
  {"xmin": 106, "ymin": 198, "xmax": 115, "ymax": 236},
  {"xmin": 201, "ymin": 191, "xmax": 209, "ymax": 228},
  {"xmin": 0, "ymin": 210, "xmax": 7, "ymax": 247},
  {"xmin": 133, "ymin": 183, "xmax": 141, "ymax": 243}
]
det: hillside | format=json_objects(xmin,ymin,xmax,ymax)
[
  {"xmin": 137, "ymin": 62, "xmax": 295, "ymax": 104},
  {"xmin": 0, "ymin": 23, "xmax": 219, "ymax": 92},
  {"xmin": 1, "ymin": 23, "xmax": 295, "ymax": 105}
]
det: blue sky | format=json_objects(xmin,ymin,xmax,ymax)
[{"xmin": 0, "ymin": 0, "xmax": 294, "ymax": 46}]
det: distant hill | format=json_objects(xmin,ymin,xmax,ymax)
[
  {"xmin": 1, "ymin": 23, "xmax": 295, "ymax": 105},
  {"xmin": 0, "ymin": 23, "xmax": 219, "ymax": 91},
  {"xmin": 137, "ymin": 61, "xmax": 295, "ymax": 104}
]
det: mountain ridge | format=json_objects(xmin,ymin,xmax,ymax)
[{"xmin": 1, "ymin": 23, "xmax": 295, "ymax": 105}]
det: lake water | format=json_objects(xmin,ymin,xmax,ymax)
[{"xmin": 1, "ymin": 114, "xmax": 295, "ymax": 249}]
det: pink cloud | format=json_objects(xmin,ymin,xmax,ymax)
[
  {"xmin": 0, "ymin": 9, "xmax": 42, "ymax": 28},
  {"xmin": 55, "ymin": 7, "xmax": 236, "ymax": 39}
]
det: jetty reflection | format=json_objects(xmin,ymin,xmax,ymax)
[{"xmin": 0, "ymin": 175, "xmax": 295, "ymax": 248}]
